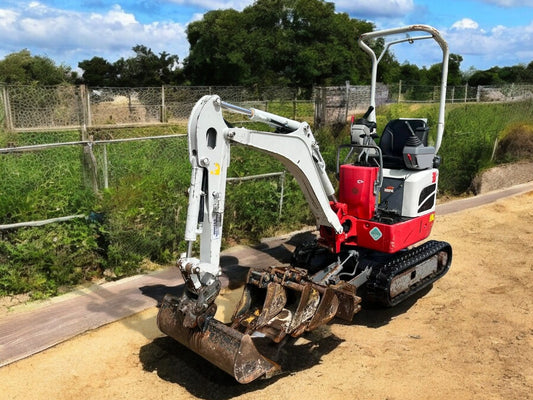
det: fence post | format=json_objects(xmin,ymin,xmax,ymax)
[
  {"xmin": 80, "ymin": 85, "xmax": 86, "ymax": 127},
  {"xmin": 279, "ymin": 171, "xmax": 286, "ymax": 218},
  {"xmin": 314, "ymin": 87, "xmax": 323, "ymax": 128},
  {"xmin": 464, "ymin": 83, "xmax": 468, "ymax": 103},
  {"xmin": 345, "ymin": 81, "xmax": 350, "ymax": 123},
  {"xmin": 1, "ymin": 85, "xmax": 14, "ymax": 131},
  {"xmin": 398, "ymin": 80, "xmax": 402, "ymax": 103},
  {"xmin": 102, "ymin": 143, "xmax": 109, "ymax": 189},
  {"xmin": 161, "ymin": 85, "xmax": 167, "ymax": 123},
  {"xmin": 491, "ymin": 137, "xmax": 499, "ymax": 162},
  {"xmin": 80, "ymin": 125, "xmax": 99, "ymax": 193}
]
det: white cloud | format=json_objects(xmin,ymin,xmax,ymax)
[
  {"xmin": 166, "ymin": 0, "xmax": 253, "ymax": 10},
  {"xmin": 0, "ymin": 2, "xmax": 189, "ymax": 68},
  {"xmin": 334, "ymin": 0, "xmax": 415, "ymax": 18},
  {"xmin": 444, "ymin": 20, "xmax": 533, "ymax": 68},
  {"xmin": 451, "ymin": 18, "xmax": 479, "ymax": 30}
]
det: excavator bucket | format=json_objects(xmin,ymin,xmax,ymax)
[
  {"xmin": 231, "ymin": 267, "xmax": 360, "ymax": 342},
  {"xmin": 157, "ymin": 267, "xmax": 362, "ymax": 383},
  {"xmin": 157, "ymin": 294, "xmax": 280, "ymax": 384}
]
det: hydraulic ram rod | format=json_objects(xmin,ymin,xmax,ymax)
[{"xmin": 221, "ymin": 100, "xmax": 301, "ymax": 131}]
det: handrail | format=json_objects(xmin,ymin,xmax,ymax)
[{"xmin": 358, "ymin": 24, "xmax": 449, "ymax": 153}]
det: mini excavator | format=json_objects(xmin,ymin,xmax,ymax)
[{"xmin": 157, "ymin": 25, "xmax": 452, "ymax": 383}]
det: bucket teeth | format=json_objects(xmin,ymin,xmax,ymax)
[
  {"xmin": 250, "ymin": 282, "xmax": 287, "ymax": 332},
  {"xmin": 232, "ymin": 267, "xmax": 360, "ymax": 341},
  {"xmin": 307, "ymin": 288, "xmax": 339, "ymax": 331}
]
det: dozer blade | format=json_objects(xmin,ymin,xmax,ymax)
[{"xmin": 157, "ymin": 294, "xmax": 280, "ymax": 384}]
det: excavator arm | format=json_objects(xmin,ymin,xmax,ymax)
[
  {"xmin": 157, "ymin": 95, "xmax": 360, "ymax": 383},
  {"xmin": 176, "ymin": 95, "xmax": 344, "ymax": 327}
]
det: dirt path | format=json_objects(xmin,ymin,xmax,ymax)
[{"xmin": 1, "ymin": 191, "xmax": 532, "ymax": 400}]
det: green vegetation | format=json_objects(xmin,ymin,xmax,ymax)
[
  {"xmin": 1, "ymin": 100, "xmax": 532, "ymax": 298},
  {"xmin": 377, "ymin": 101, "xmax": 533, "ymax": 193}
]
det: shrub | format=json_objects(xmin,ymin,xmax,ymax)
[
  {"xmin": 494, "ymin": 123, "xmax": 533, "ymax": 162},
  {"xmin": 0, "ymin": 220, "xmax": 102, "ymax": 298}
]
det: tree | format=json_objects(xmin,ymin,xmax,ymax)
[
  {"xmin": 78, "ymin": 57, "xmax": 116, "ymax": 87},
  {"xmin": 0, "ymin": 49, "xmax": 74, "ymax": 85},
  {"xmin": 423, "ymin": 53, "xmax": 463, "ymax": 86},
  {"xmin": 183, "ymin": 0, "xmax": 375, "ymax": 88},
  {"xmin": 78, "ymin": 46, "xmax": 183, "ymax": 87},
  {"xmin": 114, "ymin": 45, "xmax": 182, "ymax": 86},
  {"xmin": 467, "ymin": 62, "xmax": 533, "ymax": 86},
  {"xmin": 184, "ymin": 9, "xmax": 248, "ymax": 85}
]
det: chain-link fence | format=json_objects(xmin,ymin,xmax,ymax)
[
  {"xmin": 0, "ymin": 128, "xmax": 298, "ymax": 295},
  {"xmin": 0, "ymin": 85, "xmax": 312, "ymax": 132},
  {"xmin": 313, "ymin": 83, "xmax": 533, "ymax": 126},
  {"xmin": 1, "ymin": 82, "xmax": 532, "ymax": 296},
  {"xmin": 2, "ymin": 83, "xmax": 533, "ymax": 132}
]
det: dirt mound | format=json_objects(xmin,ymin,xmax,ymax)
[
  {"xmin": 494, "ymin": 124, "xmax": 533, "ymax": 161},
  {"xmin": 471, "ymin": 161, "xmax": 533, "ymax": 194}
]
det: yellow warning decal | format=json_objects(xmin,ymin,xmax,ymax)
[{"xmin": 210, "ymin": 162, "xmax": 221, "ymax": 175}]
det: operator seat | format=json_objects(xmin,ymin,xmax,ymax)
[{"xmin": 379, "ymin": 118, "xmax": 429, "ymax": 169}]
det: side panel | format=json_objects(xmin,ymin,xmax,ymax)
[
  {"xmin": 402, "ymin": 168, "xmax": 438, "ymax": 217},
  {"xmin": 381, "ymin": 168, "xmax": 438, "ymax": 218},
  {"xmin": 356, "ymin": 213, "xmax": 435, "ymax": 253}
]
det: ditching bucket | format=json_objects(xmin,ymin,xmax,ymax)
[{"xmin": 157, "ymin": 294, "xmax": 281, "ymax": 384}]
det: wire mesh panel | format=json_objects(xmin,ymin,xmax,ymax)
[
  {"xmin": 2, "ymin": 84, "xmax": 533, "ymax": 132},
  {"xmin": 89, "ymin": 87, "xmax": 162, "ymax": 125},
  {"xmin": 7, "ymin": 85, "xmax": 82, "ymax": 130},
  {"xmin": 478, "ymin": 85, "xmax": 533, "ymax": 102},
  {"xmin": 314, "ymin": 84, "xmax": 388, "ymax": 127}
]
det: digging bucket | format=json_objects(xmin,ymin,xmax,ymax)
[{"xmin": 157, "ymin": 294, "xmax": 280, "ymax": 384}]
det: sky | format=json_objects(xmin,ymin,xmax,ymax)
[{"xmin": 0, "ymin": 0, "xmax": 532, "ymax": 76}]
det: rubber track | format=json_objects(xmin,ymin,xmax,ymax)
[{"xmin": 364, "ymin": 240, "xmax": 452, "ymax": 307}]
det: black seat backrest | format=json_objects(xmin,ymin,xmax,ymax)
[
  {"xmin": 379, "ymin": 119, "xmax": 428, "ymax": 157},
  {"xmin": 379, "ymin": 119, "xmax": 429, "ymax": 169}
]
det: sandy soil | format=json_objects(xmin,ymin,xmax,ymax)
[{"xmin": 1, "ymin": 191, "xmax": 532, "ymax": 400}]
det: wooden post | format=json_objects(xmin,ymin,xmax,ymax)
[
  {"xmin": 161, "ymin": 85, "xmax": 167, "ymax": 123},
  {"xmin": 80, "ymin": 125, "xmax": 99, "ymax": 194},
  {"xmin": 1, "ymin": 85, "xmax": 14, "ymax": 131},
  {"xmin": 79, "ymin": 85, "xmax": 91, "ymax": 128},
  {"xmin": 398, "ymin": 80, "xmax": 402, "ymax": 103},
  {"xmin": 345, "ymin": 81, "xmax": 350, "ymax": 123}
]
